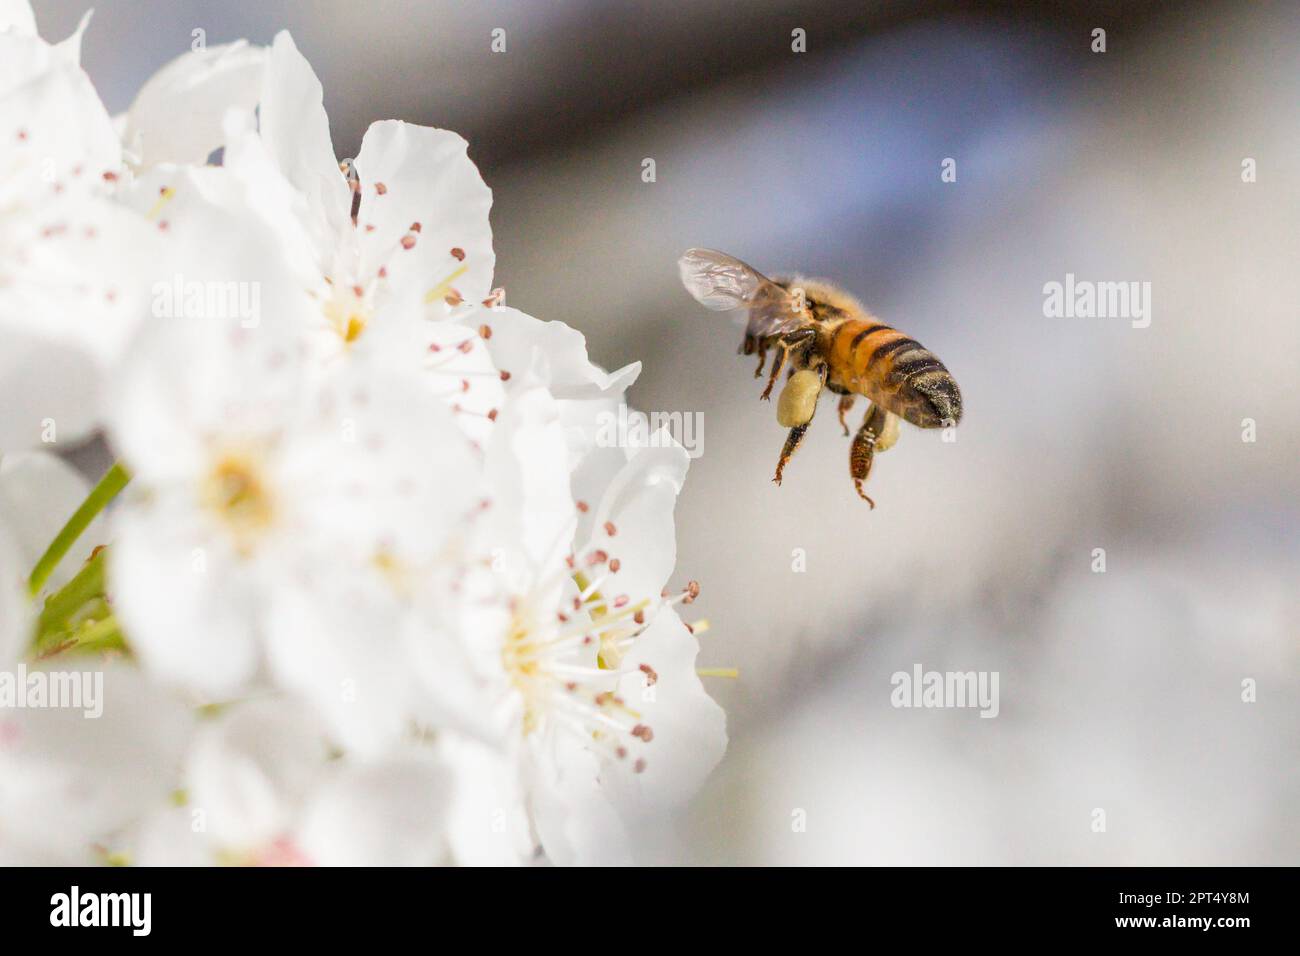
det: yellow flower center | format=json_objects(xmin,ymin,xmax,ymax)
[
  {"xmin": 502, "ymin": 614, "xmax": 546, "ymax": 735},
  {"xmin": 202, "ymin": 453, "xmax": 274, "ymax": 548},
  {"xmin": 322, "ymin": 281, "xmax": 373, "ymax": 346}
]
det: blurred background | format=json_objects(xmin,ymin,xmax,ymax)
[{"xmin": 38, "ymin": 0, "xmax": 1299, "ymax": 864}]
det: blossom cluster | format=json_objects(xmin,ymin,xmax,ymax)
[{"xmin": 0, "ymin": 4, "xmax": 724, "ymax": 865}]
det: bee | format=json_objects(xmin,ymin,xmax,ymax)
[{"xmin": 678, "ymin": 248, "xmax": 962, "ymax": 507}]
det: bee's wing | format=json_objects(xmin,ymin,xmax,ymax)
[{"xmin": 678, "ymin": 248, "xmax": 809, "ymax": 337}]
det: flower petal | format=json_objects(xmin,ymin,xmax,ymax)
[
  {"xmin": 0, "ymin": 514, "xmax": 27, "ymax": 665},
  {"xmin": 120, "ymin": 40, "xmax": 267, "ymax": 169},
  {"xmin": 297, "ymin": 753, "xmax": 450, "ymax": 866},
  {"xmin": 257, "ymin": 32, "xmax": 350, "ymax": 250},
  {"xmin": 108, "ymin": 499, "xmax": 265, "ymax": 698},
  {"xmin": 0, "ymin": 664, "xmax": 194, "ymax": 864},
  {"xmin": 484, "ymin": 307, "xmax": 639, "ymax": 401},
  {"xmin": 582, "ymin": 438, "xmax": 690, "ymax": 609},
  {"xmin": 481, "ymin": 381, "xmax": 574, "ymax": 572},
  {"xmin": 354, "ymin": 120, "xmax": 494, "ymax": 305},
  {"xmin": 185, "ymin": 698, "xmax": 330, "ymax": 852},
  {"xmin": 612, "ymin": 609, "xmax": 727, "ymax": 810},
  {"xmin": 0, "ymin": 1, "xmax": 36, "ymax": 35}
]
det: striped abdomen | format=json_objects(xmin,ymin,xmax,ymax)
[{"xmin": 826, "ymin": 318, "xmax": 962, "ymax": 429}]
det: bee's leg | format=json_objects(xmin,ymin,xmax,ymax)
[
  {"xmin": 836, "ymin": 394, "xmax": 855, "ymax": 436},
  {"xmin": 773, "ymin": 363, "xmax": 827, "ymax": 485},
  {"xmin": 760, "ymin": 347, "xmax": 787, "ymax": 400},
  {"xmin": 849, "ymin": 403, "xmax": 891, "ymax": 508},
  {"xmin": 773, "ymin": 424, "xmax": 807, "ymax": 485},
  {"xmin": 761, "ymin": 329, "xmax": 815, "ymax": 400},
  {"xmin": 743, "ymin": 333, "xmax": 766, "ymax": 378}
]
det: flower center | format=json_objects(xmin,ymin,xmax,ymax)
[
  {"xmin": 493, "ymin": 561, "xmax": 698, "ymax": 774},
  {"xmin": 502, "ymin": 614, "xmax": 548, "ymax": 735},
  {"xmin": 202, "ymin": 453, "xmax": 275, "ymax": 546},
  {"xmin": 322, "ymin": 280, "xmax": 373, "ymax": 345}
]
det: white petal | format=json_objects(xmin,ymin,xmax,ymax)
[
  {"xmin": 483, "ymin": 307, "xmax": 639, "ymax": 400},
  {"xmin": 0, "ymin": 515, "xmax": 28, "ymax": 665},
  {"xmin": 119, "ymin": 163, "xmax": 323, "ymax": 341},
  {"xmin": 108, "ymin": 501, "xmax": 263, "ymax": 697},
  {"xmin": 439, "ymin": 733, "xmax": 535, "ymax": 865},
  {"xmin": 0, "ymin": 332, "xmax": 101, "ymax": 450},
  {"xmin": 480, "ymin": 307, "xmax": 639, "ymax": 474},
  {"xmin": 0, "ymin": 1, "xmax": 36, "ymax": 35},
  {"xmin": 0, "ymin": 664, "xmax": 193, "ymax": 863},
  {"xmin": 120, "ymin": 41, "xmax": 266, "ymax": 169},
  {"xmin": 217, "ymin": 109, "xmax": 325, "ymax": 281},
  {"xmin": 109, "ymin": 170, "xmax": 316, "ymax": 483},
  {"xmin": 530, "ymin": 742, "xmax": 631, "ymax": 866},
  {"xmin": 185, "ymin": 698, "xmax": 329, "ymax": 852},
  {"xmin": 354, "ymin": 120, "xmax": 494, "ymax": 305},
  {"xmin": 613, "ymin": 610, "xmax": 727, "ymax": 809},
  {"xmin": 279, "ymin": 351, "xmax": 480, "ymax": 561},
  {"xmin": 0, "ymin": 65, "xmax": 157, "ymax": 449},
  {"xmin": 0, "ymin": 44, "xmax": 118, "ymax": 171},
  {"xmin": 582, "ymin": 439, "xmax": 690, "ymax": 609},
  {"xmin": 361, "ymin": 311, "xmax": 506, "ymax": 448},
  {"xmin": 297, "ymin": 754, "xmax": 449, "ymax": 866},
  {"xmin": 130, "ymin": 805, "xmax": 210, "ymax": 866},
  {"xmin": 482, "ymin": 382, "xmax": 575, "ymax": 571},
  {"xmin": 265, "ymin": 576, "xmax": 423, "ymax": 757},
  {"xmin": 257, "ymin": 32, "xmax": 350, "ymax": 251}
]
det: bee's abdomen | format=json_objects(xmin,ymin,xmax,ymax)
[{"xmin": 830, "ymin": 319, "xmax": 961, "ymax": 429}]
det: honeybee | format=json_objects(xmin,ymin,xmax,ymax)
[{"xmin": 678, "ymin": 248, "xmax": 962, "ymax": 507}]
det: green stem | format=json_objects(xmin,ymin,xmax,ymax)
[
  {"xmin": 33, "ymin": 547, "xmax": 106, "ymax": 649},
  {"xmin": 27, "ymin": 461, "xmax": 129, "ymax": 598}
]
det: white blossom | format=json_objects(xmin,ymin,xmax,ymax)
[
  {"xmin": 129, "ymin": 699, "xmax": 450, "ymax": 866},
  {"xmin": 0, "ymin": 11, "xmax": 159, "ymax": 449},
  {"xmin": 0, "ymin": 9, "xmax": 727, "ymax": 868}
]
